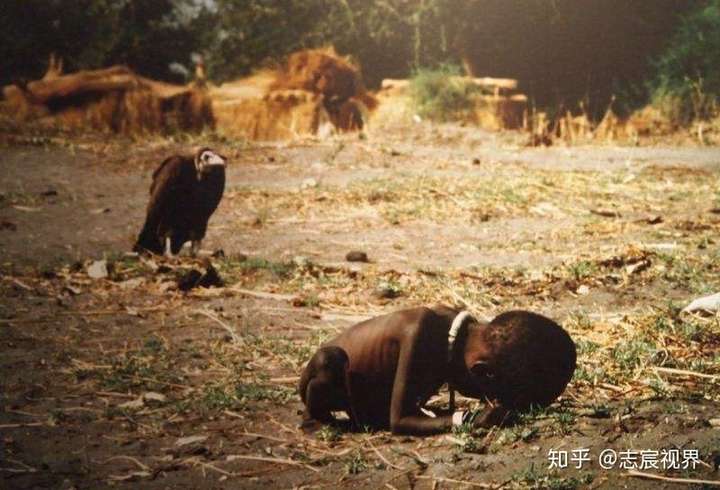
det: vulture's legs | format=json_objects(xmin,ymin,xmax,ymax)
[
  {"xmin": 164, "ymin": 237, "xmax": 173, "ymax": 258},
  {"xmin": 190, "ymin": 240, "xmax": 201, "ymax": 257}
]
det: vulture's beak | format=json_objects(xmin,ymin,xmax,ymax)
[{"xmin": 208, "ymin": 153, "xmax": 226, "ymax": 166}]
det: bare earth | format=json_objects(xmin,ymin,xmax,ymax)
[{"xmin": 1, "ymin": 124, "xmax": 719, "ymax": 489}]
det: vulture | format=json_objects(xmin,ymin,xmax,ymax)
[{"xmin": 134, "ymin": 147, "xmax": 226, "ymax": 256}]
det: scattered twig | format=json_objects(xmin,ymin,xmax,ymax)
[
  {"xmin": 230, "ymin": 287, "xmax": 297, "ymax": 301},
  {"xmin": 624, "ymin": 470, "xmax": 720, "ymax": 486},
  {"xmin": 0, "ymin": 422, "xmax": 45, "ymax": 429},
  {"xmin": 269, "ymin": 376, "xmax": 300, "ymax": 384},
  {"xmin": 8, "ymin": 278, "xmax": 34, "ymax": 291},
  {"xmin": 2, "ymin": 458, "xmax": 38, "ymax": 473},
  {"xmin": 225, "ymin": 454, "xmax": 319, "ymax": 473},
  {"xmin": 190, "ymin": 460, "xmax": 235, "ymax": 477},
  {"xmin": 238, "ymin": 431, "xmax": 291, "ymax": 444},
  {"xmin": 58, "ymin": 306, "xmax": 169, "ymax": 317},
  {"xmin": 96, "ymin": 391, "xmax": 137, "ymax": 399},
  {"xmin": 416, "ymin": 475, "xmax": 497, "ymax": 488},
  {"xmin": 195, "ymin": 309, "xmax": 244, "ymax": 344},
  {"xmin": 223, "ymin": 409, "xmax": 244, "ymax": 419},
  {"xmin": 367, "ymin": 440, "xmax": 405, "ymax": 471},
  {"xmin": 103, "ymin": 455, "xmax": 150, "ymax": 471},
  {"xmin": 0, "ymin": 467, "xmax": 37, "ymax": 474},
  {"xmin": 590, "ymin": 209, "xmax": 621, "ymax": 218},
  {"xmin": 598, "ymin": 382, "xmax": 626, "ymax": 393},
  {"xmin": 651, "ymin": 366, "xmax": 719, "ymax": 381},
  {"xmin": 392, "ymin": 448, "xmax": 429, "ymax": 469}
]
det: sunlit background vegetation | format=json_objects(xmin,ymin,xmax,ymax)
[{"xmin": 3, "ymin": 0, "xmax": 720, "ymax": 124}]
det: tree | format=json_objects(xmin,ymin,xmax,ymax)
[
  {"xmin": 650, "ymin": 0, "xmax": 720, "ymax": 122},
  {"xmin": 0, "ymin": 0, "xmax": 206, "ymax": 86}
]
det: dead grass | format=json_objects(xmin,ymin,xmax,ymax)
[
  {"xmin": 224, "ymin": 165, "xmax": 720, "ymax": 235},
  {"xmin": 2, "ymin": 132, "xmax": 719, "ymax": 488}
]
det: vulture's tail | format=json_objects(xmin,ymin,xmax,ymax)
[{"xmin": 133, "ymin": 223, "xmax": 163, "ymax": 255}]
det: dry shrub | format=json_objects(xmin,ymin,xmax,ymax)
[
  {"xmin": 473, "ymin": 94, "xmax": 527, "ymax": 131},
  {"xmin": 211, "ymin": 48, "xmax": 376, "ymax": 139},
  {"xmin": 325, "ymin": 97, "xmax": 367, "ymax": 132},
  {"xmin": 527, "ymin": 102, "xmax": 680, "ymax": 146},
  {"xmin": 1, "ymin": 60, "xmax": 214, "ymax": 135},
  {"xmin": 214, "ymin": 89, "xmax": 329, "ymax": 141},
  {"xmin": 625, "ymin": 105, "xmax": 675, "ymax": 138},
  {"xmin": 594, "ymin": 109, "xmax": 622, "ymax": 141},
  {"xmin": 271, "ymin": 47, "xmax": 377, "ymax": 131},
  {"xmin": 368, "ymin": 84, "xmax": 414, "ymax": 130},
  {"xmin": 210, "ymin": 70, "xmax": 276, "ymax": 102},
  {"xmin": 373, "ymin": 72, "xmax": 527, "ymax": 132},
  {"xmin": 271, "ymin": 47, "xmax": 375, "ymax": 107},
  {"xmin": 557, "ymin": 111, "xmax": 593, "ymax": 142}
]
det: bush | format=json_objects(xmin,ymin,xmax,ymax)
[
  {"xmin": 410, "ymin": 65, "xmax": 485, "ymax": 122},
  {"xmin": 650, "ymin": 0, "xmax": 720, "ymax": 123}
]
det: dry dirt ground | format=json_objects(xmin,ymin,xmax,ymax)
[{"xmin": 1, "ymin": 124, "xmax": 719, "ymax": 489}]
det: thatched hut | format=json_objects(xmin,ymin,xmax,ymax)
[
  {"xmin": 371, "ymin": 76, "xmax": 527, "ymax": 131},
  {"xmin": 1, "ymin": 55, "xmax": 213, "ymax": 134},
  {"xmin": 212, "ymin": 48, "xmax": 377, "ymax": 140}
]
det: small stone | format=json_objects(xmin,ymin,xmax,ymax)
[
  {"xmin": 293, "ymin": 256, "xmax": 311, "ymax": 268},
  {"xmin": 118, "ymin": 277, "xmax": 144, "ymax": 290},
  {"xmin": 62, "ymin": 285, "xmax": 82, "ymax": 296},
  {"xmin": 472, "ymin": 158, "xmax": 481, "ymax": 165},
  {"xmin": 41, "ymin": 269, "xmax": 57, "ymax": 279},
  {"xmin": 143, "ymin": 392, "xmax": 166, "ymax": 404},
  {"xmin": 301, "ymin": 178, "xmax": 318, "ymax": 189},
  {"xmin": 175, "ymin": 435, "xmax": 208, "ymax": 447},
  {"xmin": 345, "ymin": 251, "xmax": 369, "ymax": 263},
  {"xmin": 119, "ymin": 397, "xmax": 144, "ymax": 410},
  {"xmin": 177, "ymin": 263, "xmax": 223, "ymax": 291},
  {"xmin": 197, "ymin": 263, "xmax": 223, "ymax": 288},
  {"xmin": 177, "ymin": 269, "xmax": 203, "ymax": 291},
  {"xmin": 374, "ymin": 287, "xmax": 400, "ymax": 300},
  {"xmin": 158, "ymin": 281, "xmax": 177, "ymax": 293},
  {"xmin": 87, "ymin": 260, "xmax": 108, "ymax": 279},
  {"xmin": 576, "ymin": 285, "xmax": 590, "ymax": 296},
  {"xmin": 0, "ymin": 220, "xmax": 17, "ymax": 231}
]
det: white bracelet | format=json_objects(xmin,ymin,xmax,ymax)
[{"xmin": 452, "ymin": 411, "xmax": 465, "ymax": 426}]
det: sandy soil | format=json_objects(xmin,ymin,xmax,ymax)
[{"xmin": 1, "ymin": 125, "xmax": 719, "ymax": 489}]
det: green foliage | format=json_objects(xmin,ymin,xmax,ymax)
[
  {"xmin": 650, "ymin": 0, "xmax": 720, "ymax": 123},
  {"xmin": 513, "ymin": 464, "xmax": 594, "ymax": 490},
  {"xmin": 410, "ymin": 65, "xmax": 483, "ymax": 121},
  {"xmin": 344, "ymin": 450, "xmax": 369, "ymax": 475},
  {"xmin": 1, "ymin": 0, "xmax": 707, "ymax": 118},
  {"xmin": 316, "ymin": 425, "xmax": 343, "ymax": 443},
  {"xmin": 207, "ymin": 0, "xmax": 332, "ymax": 81},
  {"xmin": 1, "ymin": 0, "xmax": 210, "ymax": 85},
  {"xmin": 566, "ymin": 260, "xmax": 597, "ymax": 281},
  {"xmin": 198, "ymin": 382, "xmax": 294, "ymax": 411}
]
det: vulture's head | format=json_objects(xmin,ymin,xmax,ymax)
[{"xmin": 194, "ymin": 148, "xmax": 226, "ymax": 175}]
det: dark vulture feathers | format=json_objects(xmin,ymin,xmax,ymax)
[{"xmin": 134, "ymin": 147, "xmax": 226, "ymax": 256}]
